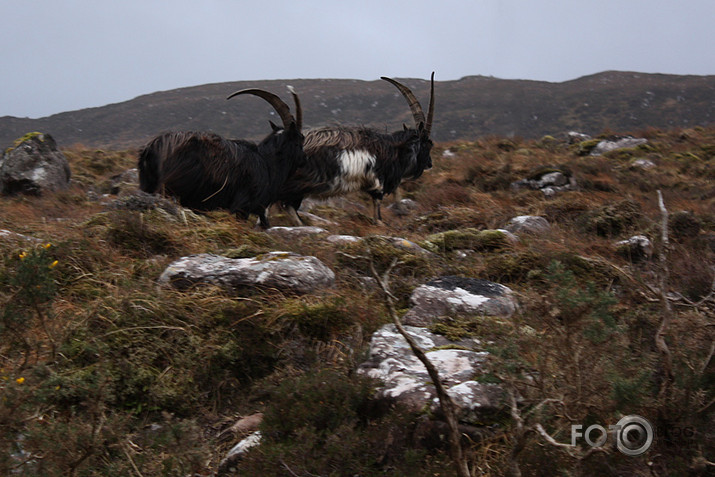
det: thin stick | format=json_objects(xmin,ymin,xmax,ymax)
[
  {"xmin": 655, "ymin": 190, "xmax": 674, "ymax": 400},
  {"xmin": 368, "ymin": 257, "xmax": 470, "ymax": 477}
]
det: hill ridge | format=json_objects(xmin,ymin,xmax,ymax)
[{"xmin": 1, "ymin": 71, "xmax": 713, "ymax": 150}]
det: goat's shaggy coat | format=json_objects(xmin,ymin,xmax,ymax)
[
  {"xmin": 137, "ymin": 89, "xmax": 304, "ymax": 228},
  {"xmin": 278, "ymin": 74, "xmax": 435, "ymax": 224}
]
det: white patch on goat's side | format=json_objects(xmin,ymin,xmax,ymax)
[{"xmin": 330, "ymin": 149, "xmax": 380, "ymax": 194}]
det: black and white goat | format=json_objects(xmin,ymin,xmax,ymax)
[
  {"xmin": 278, "ymin": 73, "xmax": 435, "ymax": 225},
  {"xmin": 137, "ymin": 88, "xmax": 304, "ymax": 228}
]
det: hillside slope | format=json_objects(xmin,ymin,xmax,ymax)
[{"xmin": 1, "ymin": 71, "xmax": 714, "ymax": 149}]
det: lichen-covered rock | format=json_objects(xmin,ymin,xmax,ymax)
[
  {"xmin": 590, "ymin": 136, "xmax": 648, "ymax": 156},
  {"xmin": 266, "ymin": 226, "xmax": 327, "ymax": 239},
  {"xmin": 1, "ymin": 133, "xmax": 71, "ymax": 195},
  {"xmin": 108, "ymin": 167, "xmax": 139, "ymax": 195},
  {"xmin": 387, "ymin": 198, "xmax": 419, "ymax": 216},
  {"xmin": 421, "ymin": 228, "xmax": 515, "ymax": 253},
  {"xmin": 510, "ymin": 167, "xmax": 576, "ymax": 196},
  {"xmin": 326, "ymin": 234, "xmax": 361, "ymax": 244},
  {"xmin": 403, "ymin": 276, "xmax": 518, "ymax": 327},
  {"xmin": 159, "ymin": 252, "xmax": 335, "ymax": 294},
  {"xmin": 504, "ymin": 215, "xmax": 551, "ymax": 236},
  {"xmin": 357, "ymin": 324, "xmax": 488, "ymax": 411},
  {"xmin": 430, "ymin": 381, "xmax": 507, "ymax": 425},
  {"xmin": 615, "ymin": 235, "xmax": 653, "ymax": 262},
  {"xmin": 0, "ymin": 229, "xmax": 42, "ymax": 243}
]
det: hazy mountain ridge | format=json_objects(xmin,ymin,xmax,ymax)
[{"xmin": 1, "ymin": 71, "xmax": 713, "ymax": 150}]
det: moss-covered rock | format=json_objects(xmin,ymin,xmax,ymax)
[{"xmin": 420, "ymin": 228, "xmax": 513, "ymax": 253}]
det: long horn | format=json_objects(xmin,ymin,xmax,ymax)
[
  {"xmin": 226, "ymin": 88, "xmax": 295, "ymax": 129},
  {"xmin": 287, "ymin": 85, "xmax": 302, "ymax": 131},
  {"xmin": 425, "ymin": 72, "xmax": 435, "ymax": 136},
  {"xmin": 381, "ymin": 75, "xmax": 426, "ymax": 129}
]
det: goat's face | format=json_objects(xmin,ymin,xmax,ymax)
[
  {"xmin": 262, "ymin": 121, "xmax": 307, "ymax": 172},
  {"xmin": 400, "ymin": 126, "xmax": 433, "ymax": 180}
]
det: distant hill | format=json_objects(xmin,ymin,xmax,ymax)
[{"xmin": 1, "ymin": 71, "xmax": 714, "ymax": 150}]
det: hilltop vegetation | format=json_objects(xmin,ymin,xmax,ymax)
[
  {"xmin": 1, "ymin": 71, "xmax": 714, "ymax": 150},
  {"xmin": 0, "ymin": 125, "xmax": 713, "ymax": 475}
]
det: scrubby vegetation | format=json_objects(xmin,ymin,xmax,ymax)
[{"xmin": 0, "ymin": 127, "xmax": 713, "ymax": 476}]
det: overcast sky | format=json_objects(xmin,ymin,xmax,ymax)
[{"xmin": 2, "ymin": 0, "xmax": 713, "ymax": 118}]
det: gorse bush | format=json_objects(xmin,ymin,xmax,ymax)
[{"xmin": 1, "ymin": 243, "xmax": 58, "ymax": 366}]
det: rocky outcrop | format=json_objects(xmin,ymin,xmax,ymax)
[
  {"xmin": 357, "ymin": 325, "xmax": 489, "ymax": 410},
  {"xmin": 403, "ymin": 276, "xmax": 518, "ymax": 327},
  {"xmin": 510, "ymin": 168, "xmax": 576, "ymax": 197},
  {"xmin": 159, "ymin": 252, "xmax": 335, "ymax": 294},
  {"xmin": 0, "ymin": 133, "xmax": 71, "ymax": 196},
  {"xmin": 504, "ymin": 215, "xmax": 551, "ymax": 236},
  {"xmin": 590, "ymin": 136, "xmax": 648, "ymax": 156},
  {"xmin": 615, "ymin": 235, "xmax": 653, "ymax": 262}
]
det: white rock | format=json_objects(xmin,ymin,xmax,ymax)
[
  {"xmin": 403, "ymin": 276, "xmax": 518, "ymax": 326},
  {"xmin": 159, "ymin": 252, "xmax": 335, "ymax": 294}
]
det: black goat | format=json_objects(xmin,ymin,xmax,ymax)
[
  {"xmin": 278, "ymin": 73, "xmax": 435, "ymax": 225},
  {"xmin": 137, "ymin": 88, "xmax": 304, "ymax": 228}
]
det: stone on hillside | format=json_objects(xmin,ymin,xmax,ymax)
[
  {"xmin": 326, "ymin": 234, "xmax": 362, "ymax": 244},
  {"xmin": 387, "ymin": 198, "xmax": 419, "ymax": 216},
  {"xmin": 510, "ymin": 167, "xmax": 576, "ymax": 197},
  {"xmin": 568, "ymin": 131, "xmax": 592, "ymax": 144},
  {"xmin": 108, "ymin": 168, "xmax": 139, "ymax": 195},
  {"xmin": 430, "ymin": 381, "xmax": 507, "ymax": 425},
  {"xmin": 590, "ymin": 136, "xmax": 648, "ymax": 156},
  {"xmin": 0, "ymin": 133, "xmax": 71, "ymax": 196},
  {"xmin": 0, "ymin": 229, "xmax": 42, "ymax": 243},
  {"xmin": 615, "ymin": 235, "xmax": 653, "ymax": 262},
  {"xmin": 403, "ymin": 276, "xmax": 518, "ymax": 327},
  {"xmin": 504, "ymin": 215, "xmax": 551, "ymax": 236},
  {"xmin": 384, "ymin": 236, "xmax": 432, "ymax": 255},
  {"xmin": 266, "ymin": 226, "xmax": 327, "ymax": 239},
  {"xmin": 631, "ymin": 158, "xmax": 656, "ymax": 170},
  {"xmin": 159, "ymin": 252, "xmax": 335, "ymax": 294},
  {"xmin": 357, "ymin": 324, "xmax": 489, "ymax": 412},
  {"xmin": 421, "ymin": 228, "xmax": 515, "ymax": 253}
]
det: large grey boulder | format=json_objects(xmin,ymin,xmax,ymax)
[
  {"xmin": 357, "ymin": 324, "xmax": 505, "ymax": 423},
  {"xmin": 159, "ymin": 252, "xmax": 335, "ymax": 294},
  {"xmin": 1, "ymin": 133, "xmax": 71, "ymax": 196},
  {"xmin": 358, "ymin": 324, "xmax": 486, "ymax": 408},
  {"xmin": 403, "ymin": 276, "xmax": 518, "ymax": 327}
]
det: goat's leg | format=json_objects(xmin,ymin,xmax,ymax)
[
  {"xmin": 284, "ymin": 204, "xmax": 304, "ymax": 226},
  {"xmin": 372, "ymin": 197, "xmax": 384, "ymax": 225}
]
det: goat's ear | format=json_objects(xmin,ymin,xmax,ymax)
[
  {"xmin": 269, "ymin": 120, "xmax": 281, "ymax": 132},
  {"xmin": 417, "ymin": 121, "xmax": 426, "ymax": 132},
  {"xmin": 403, "ymin": 124, "xmax": 409, "ymax": 131}
]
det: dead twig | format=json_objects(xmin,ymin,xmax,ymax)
[{"xmin": 368, "ymin": 255, "xmax": 471, "ymax": 477}]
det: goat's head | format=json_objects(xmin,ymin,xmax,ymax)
[
  {"xmin": 381, "ymin": 72, "xmax": 435, "ymax": 179},
  {"xmin": 226, "ymin": 87, "xmax": 306, "ymax": 171}
]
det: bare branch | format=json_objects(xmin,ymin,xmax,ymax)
[
  {"xmin": 367, "ymin": 256, "xmax": 470, "ymax": 477},
  {"xmin": 655, "ymin": 190, "xmax": 674, "ymax": 401}
]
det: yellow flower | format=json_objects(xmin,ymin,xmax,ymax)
[
  {"xmin": 49, "ymin": 260, "xmax": 59, "ymax": 269},
  {"xmin": 43, "ymin": 243, "xmax": 52, "ymax": 249},
  {"xmin": 19, "ymin": 251, "xmax": 27, "ymax": 260},
  {"xmin": 15, "ymin": 377, "xmax": 25, "ymax": 384}
]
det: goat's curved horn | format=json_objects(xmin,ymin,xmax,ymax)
[
  {"xmin": 287, "ymin": 85, "xmax": 302, "ymax": 131},
  {"xmin": 425, "ymin": 72, "xmax": 435, "ymax": 136},
  {"xmin": 381, "ymin": 75, "xmax": 426, "ymax": 131},
  {"xmin": 226, "ymin": 88, "xmax": 296, "ymax": 130}
]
